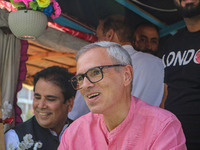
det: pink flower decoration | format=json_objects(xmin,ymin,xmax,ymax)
[
  {"xmin": 13, "ymin": 0, "xmax": 23, "ymax": 2},
  {"xmin": 12, "ymin": 0, "xmax": 61, "ymax": 19},
  {"xmin": 50, "ymin": 0, "xmax": 61, "ymax": 19}
]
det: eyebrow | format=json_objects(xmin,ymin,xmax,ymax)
[
  {"xmin": 77, "ymin": 66, "xmax": 99, "ymax": 75},
  {"xmin": 140, "ymin": 35, "xmax": 148, "ymax": 39},
  {"xmin": 45, "ymin": 95, "xmax": 59, "ymax": 99},
  {"xmin": 34, "ymin": 93, "xmax": 58, "ymax": 99},
  {"xmin": 151, "ymin": 38, "xmax": 159, "ymax": 40},
  {"xmin": 34, "ymin": 93, "xmax": 40, "ymax": 96},
  {"xmin": 140, "ymin": 35, "xmax": 158, "ymax": 40}
]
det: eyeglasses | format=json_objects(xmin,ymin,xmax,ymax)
[{"xmin": 70, "ymin": 64, "xmax": 125, "ymax": 90}]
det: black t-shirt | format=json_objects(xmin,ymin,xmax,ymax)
[{"xmin": 162, "ymin": 29, "xmax": 200, "ymax": 115}]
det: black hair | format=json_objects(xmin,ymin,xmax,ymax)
[
  {"xmin": 33, "ymin": 66, "xmax": 76, "ymax": 103},
  {"xmin": 135, "ymin": 22, "xmax": 160, "ymax": 37}
]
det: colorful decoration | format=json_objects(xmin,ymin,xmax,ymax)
[
  {"xmin": 0, "ymin": 117, "xmax": 14, "ymax": 124},
  {"xmin": 10, "ymin": 0, "xmax": 61, "ymax": 21},
  {"xmin": 0, "ymin": 1, "xmax": 97, "ymax": 43},
  {"xmin": 48, "ymin": 22, "xmax": 98, "ymax": 43}
]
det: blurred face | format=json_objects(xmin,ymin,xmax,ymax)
[
  {"xmin": 133, "ymin": 26, "xmax": 159, "ymax": 55},
  {"xmin": 77, "ymin": 48, "xmax": 127, "ymax": 114},
  {"xmin": 33, "ymin": 78, "xmax": 72, "ymax": 134},
  {"xmin": 174, "ymin": 0, "xmax": 200, "ymax": 17}
]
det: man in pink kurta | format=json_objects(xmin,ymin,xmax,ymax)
[
  {"xmin": 58, "ymin": 41, "xmax": 186, "ymax": 150},
  {"xmin": 59, "ymin": 96, "xmax": 186, "ymax": 150}
]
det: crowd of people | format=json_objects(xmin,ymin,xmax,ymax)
[{"xmin": 4, "ymin": 0, "xmax": 200, "ymax": 149}]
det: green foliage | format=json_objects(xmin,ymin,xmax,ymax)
[
  {"xmin": 10, "ymin": 0, "xmax": 26, "ymax": 9},
  {"xmin": 29, "ymin": 1, "xmax": 44, "ymax": 11},
  {"xmin": 29, "ymin": 1, "xmax": 38, "ymax": 11}
]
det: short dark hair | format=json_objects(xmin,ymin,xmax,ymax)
[
  {"xmin": 100, "ymin": 15, "xmax": 134, "ymax": 42},
  {"xmin": 135, "ymin": 22, "xmax": 160, "ymax": 37},
  {"xmin": 33, "ymin": 66, "xmax": 76, "ymax": 103}
]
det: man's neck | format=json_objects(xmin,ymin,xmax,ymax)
[
  {"xmin": 103, "ymin": 96, "xmax": 131, "ymax": 132},
  {"xmin": 50, "ymin": 118, "xmax": 68, "ymax": 136},
  {"xmin": 184, "ymin": 15, "xmax": 200, "ymax": 32},
  {"xmin": 119, "ymin": 42, "xmax": 132, "ymax": 46},
  {"xmin": 111, "ymin": 34, "xmax": 131, "ymax": 46}
]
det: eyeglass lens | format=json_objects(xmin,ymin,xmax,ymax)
[
  {"xmin": 71, "ymin": 64, "xmax": 125, "ymax": 90},
  {"xmin": 72, "ymin": 67, "xmax": 103, "ymax": 90}
]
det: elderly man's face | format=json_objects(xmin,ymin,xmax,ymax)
[
  {"xmin": 77, "ymin": 47, "xmax": 127, "ymax": 114},
  {"xmin": 33, "ymin": 78, "xmax": 73, "ymax": 134},
  {"xmin": 174, "ymin": 0, "xmax": 200, "ymax": 17},
  {"xmin": 133, "ymin": 26, "xmax": 159, "ymax": 55}
]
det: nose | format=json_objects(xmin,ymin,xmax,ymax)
[
  {"xmin": 37, "ymin": 99, "xmax": 47, "ymax": 109},
  {"xmin": 146, "ymin": 41, "xmax": 152, "ymax": 50},
  {"xmin": 81, "ymin": 77, "xmax": 95, "ymax": 89}
]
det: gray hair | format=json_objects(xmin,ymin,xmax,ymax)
[{"xmin": 76, "ymin": 41, "xmax": 132, "ymax": 66}]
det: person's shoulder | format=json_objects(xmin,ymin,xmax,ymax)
[
  {"xmin": 63, "ymin": 112, "xmax": 101, "ymax": 138},
  {"xmin": 5, "ymin": 129, "xmax": 20, "ymax": 149},
  {"xmin": 5, "ymin": 129, "xmax": 17, "ymax": 137},
  {"xmin": 123, "ymin": 44, "xmax": 162, "ymax": 63},
  {"xmin": 132, "ymin": 51, "xmax": 164, "ymax": 70},
  {"xmin": 68, "ymin": 112, "xmax": 100, "ymax": 130},
  {"xmin": 136, "ymin": 51, "xmax": 162, "ymax": 61},
  {"xmin": 164, "ymin": 29, "xmax": 187, "ymax": 46},
  {"xmin": 13, "ymin": 116, "xmax": 35, "ymax": 130},
  {"xmin": 134, "ymin": 98, "xmax": 179, "ymax": 123}
]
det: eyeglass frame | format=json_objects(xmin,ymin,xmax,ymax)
[{"xmin": 70, "ymin": 64, "xmax": 126, "ymax": 90}]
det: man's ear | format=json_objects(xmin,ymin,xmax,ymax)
[
  {"xmin": 123, "ymin": 65, "xmax": 133, "ymax": 87},
  {"xmin": 105, "ymin": 29, "xmax": 114, "ymax": 41},
  {"xmin": 66, "ymin": 97, "xmax": 74, "ymax": 112}
]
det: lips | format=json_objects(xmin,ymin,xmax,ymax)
[
  {"xmin": 39, "ymin": 112, "xmax": 49, "ymax": 115},
  {"xmin": 37, "ymin": 111, "xmax": 51, "ymax": 118},
  {"xmin": 87, "ymin": 92, "xmax": 100, "ymax": 99}
]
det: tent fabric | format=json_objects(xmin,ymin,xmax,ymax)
[
  {"xmin": 14, "ymin": 40, "xmax": 28, "ymax": 126},
  {"xmin": 0, "ymin": 8, "xmax": 28, "ymax": 131}
]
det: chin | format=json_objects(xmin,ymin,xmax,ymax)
[
  {"xmin": 89, "ymin": 108, "xmax": 102, "ymax": 114},
  {"xmin": 39, "ymin": 122, "xmax": 51, "ymax": 129}
]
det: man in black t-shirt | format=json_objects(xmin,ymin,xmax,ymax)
[{"xmin": 161, "ymin": 0, "xmax": 200, "ymax": 149}]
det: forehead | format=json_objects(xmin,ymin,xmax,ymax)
[
  {"xmin": 35, "ymin": 78, "xmax": 62, "ymax": 94},
  {"xmin": 77, "ymin": 47, "xmax": 113, "ymax": 73},
  {"xmin": 137, "ymin": 26, "xmax": 159, "ymax": 38}
]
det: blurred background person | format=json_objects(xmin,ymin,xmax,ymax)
[{"xmin": 133, "ymin": 22, "xmax": 160, "ymax": 56}]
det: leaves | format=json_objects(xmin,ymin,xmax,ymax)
[
  {"xmin": 10, "ymin": 0, "xmax": 26, "ymax": 9},
  {"xmin": 29, "ymin": 1, "xmax": 38, "ymax": 10},
  {"xmin": 9, "ymin": 0, "xmax": 61, "ymax": 20}
]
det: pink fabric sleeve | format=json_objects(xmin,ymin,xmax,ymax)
[
  {"xmin": 151, "ymin": 117, "xmax": 187, "ymax": 150},
  {"xmin": 58, "ymin": 129, "xmax": 69, "ymax": 150}
]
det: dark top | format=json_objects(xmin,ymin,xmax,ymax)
[
  {"xmin": 162, "ymin": 29, "xmax": 200, "ymax": 115},
  {"xmin": 13, "ymin": 116, "xmax": 72, "ymax": 150},
  {"xmin": 162, "ymin": 29, "xmax": 200, "ymax": 150}
]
